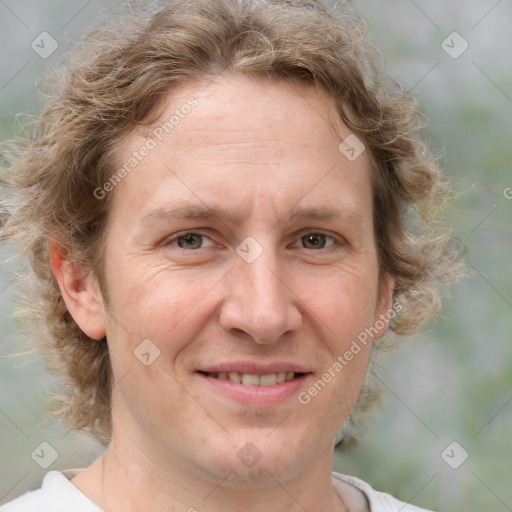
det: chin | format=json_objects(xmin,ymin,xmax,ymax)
[{"xmin": 195, "ymin": 429, "xmax": 319, "ymax": 486}]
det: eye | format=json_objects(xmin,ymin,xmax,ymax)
[
  {"xmin": 165, "ymin": 231, "xmax": 339, "ymax": 252},
  {"xmin": 295, "ymin": 232, "xmax": 337, "ymax": 250},
  {"xmin": 170, "ymin": 233, "xmax": 216, "ymax": 250}
]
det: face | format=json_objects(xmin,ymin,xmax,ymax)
[{"xmin": 94, "ymin": 73, "xmax": 393, "ymax": 483}]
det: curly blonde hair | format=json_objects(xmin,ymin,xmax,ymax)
[{"xmin": 0, "ymin": 0, "xmax": 462, "ymax": 446}]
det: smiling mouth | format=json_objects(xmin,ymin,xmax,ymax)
[{"xmin": 198, "ymin": 371, "xmax": 307, "ymax": 386}]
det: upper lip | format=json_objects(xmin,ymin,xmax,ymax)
[{"xmin": 198, "ymin": 362, "xmax": 312, "ymax": 375}]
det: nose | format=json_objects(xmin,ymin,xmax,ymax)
[{"xmin": 219, "ymin": 246, "xmax": 302, "ymax": 344}]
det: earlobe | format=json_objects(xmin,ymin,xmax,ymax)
[{"xmin": 50, "ymin": 240, "xmax": 107, "ymax": 340}]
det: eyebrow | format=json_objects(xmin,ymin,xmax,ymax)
[{"xmin": 140, "ymin": 203, "xmax": 362, "ymax": 227}]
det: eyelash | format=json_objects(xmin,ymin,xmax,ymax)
[{"xmin": 164, "ymin": 230, "xmax": 341, "ymax": 252}]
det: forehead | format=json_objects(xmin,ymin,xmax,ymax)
[{"xmin": 110, "ymin": 73, "xmax": 373, "ymax": 226}]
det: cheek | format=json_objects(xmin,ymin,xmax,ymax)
[
  {"xmin": 104, "ymin": 262, "xmax": 215, "ymax": 362},
  {"xmin": 297, "ymin": 265, "xmax": 379, "ymax": 345},
  {"xmin": 297, "ymin": 275, "xmax": 377, "ymax": 417}
]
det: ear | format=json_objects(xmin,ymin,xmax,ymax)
[
  {"xmin": 49, "ymin": 240, "xmax": 107, "ymax": 340},
  {"xmin": 373, "ymin": 273, "xmax": 395, "ymax": 340}
]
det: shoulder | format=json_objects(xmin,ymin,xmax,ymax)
[
  {"xmin": 0, "ymin": 470, "xmax": 100, "ymax": 512},
  {"xmin": 332, "ymin": 471, "xmax": 435, "ymax": 512}
]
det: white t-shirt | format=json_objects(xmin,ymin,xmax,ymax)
[{"xmin": 0, "ymin": 469, "xmax": 433, "ymax": 512}]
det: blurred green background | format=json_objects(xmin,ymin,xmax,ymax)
[{"xmin": 1, "ymin": 1, "xmax": 511, "ymax": 511}]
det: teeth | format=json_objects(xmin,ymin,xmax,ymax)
[
  {"xmin": 242, "ymin": 374, "xmax": 260, "ymax": 386},
  {"xmin": 259, "ymin": 373, "xmax": 277, "ymax": 386},
  {"xmin": 228, "ymin": 371, "xmax": 241, "ymax": 383},
  {"xmin": 211, "ymin": 371, "xmax": 297, "ymax": 386}
]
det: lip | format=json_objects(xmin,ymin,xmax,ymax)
[
  {"xmin": 198, "ymin": 362, "xmax": 311, "ymax": 375},
  {"xmin": 195, "ymin": 363, "xmax": 313, "ymax": 406}
]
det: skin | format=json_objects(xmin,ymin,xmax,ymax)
[{"xmin": 51, "ymin": 73, "xmax": 394, "ymax": 512}]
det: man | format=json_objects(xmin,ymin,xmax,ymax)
[{"xmin": 0, "ymin": 0, "xmax": 461, "ymax": 510}]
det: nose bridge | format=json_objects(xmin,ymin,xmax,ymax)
[
  {"xmin": 220, "ymin": 239, "xmax": 301, "ymax": 343},
  {"xmin": 243, "ymin": 249, "xmax": 283, "ymax": 307}
]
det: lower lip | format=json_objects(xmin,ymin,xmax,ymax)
[{"xmin": 197, "ymin": 373, "xmax": 311, "ymax": 406}]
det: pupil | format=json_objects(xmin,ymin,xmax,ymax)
[
  {"xmin": 179, "ymin": 234, "xmax": 201, "ymax": 249},
  {"xmin": 305, "ymin": 234, "xmax": 325, "ymax": 249}
]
